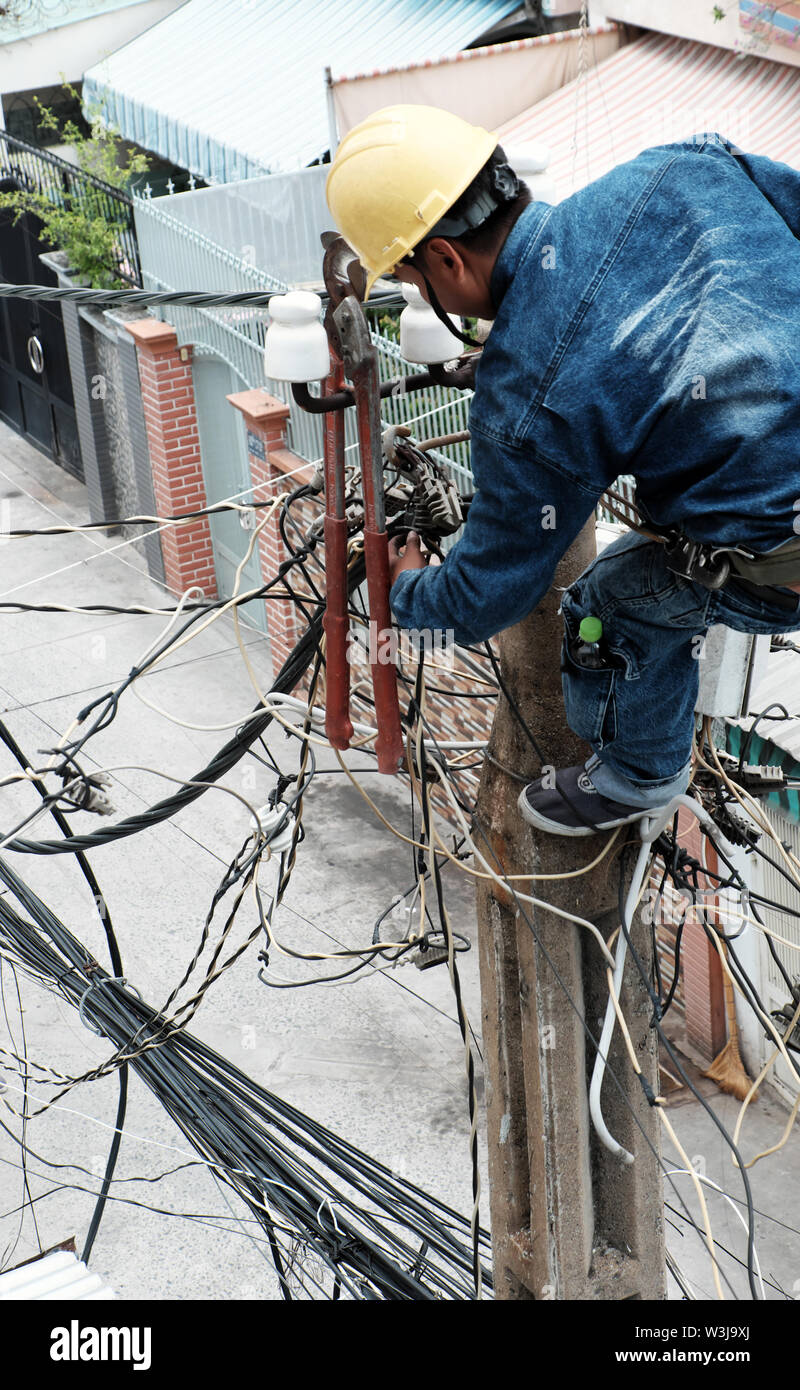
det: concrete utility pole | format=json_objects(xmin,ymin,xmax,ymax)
[{"xmin": 473, "ymin": 523, "xmax": 666, "ymax": 1300}]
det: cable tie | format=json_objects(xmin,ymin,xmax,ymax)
[
  {"xmin": 54, "ymin": 964, "xmax": 82, "ymax": 987},
  {"xmin": 637, "ymin": 1073, "xmax": 658, "ymax": 1107}
]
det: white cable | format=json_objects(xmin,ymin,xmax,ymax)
[
  {"xmin": 131, "ymin": 583, "xmax": 204, "ymax": 669},
  {"xmin": 4, "ymin": 498, "xmax": 268, "ymax": 539},
  {"xmin": 0, "ymin": 462, "xmax": 311, "ymax": 602},
  {"xmin": 0, "ymin": 1079, "xmax": 324, "ymax": 1207},
  {"xmin": 588, "ymin": 837, "xmax": 651, "ymax": 1166},
  {"xmin": 37, "ymin": 503, "xmax": 283, "ymax": 763},
  {"xmin": 6, "ymin": 494, "xmax": 283, "ymax": 776},
  {"xmin": 588, "ymin": 795, "xmax": 716, "ymax": 1164},
  {"xmin": 0, "ymin": 775, "xmax": 89, "ymax": 852},
  {"xmin": 0, "ymin": 474, "xmax": 257, "ymax": 600},
  {"xmin": 85, "ymin": 764, "xmax": 267, "ymax": 840},
  {"xmin": 259, "ymin": 691, "xmax": 486, "ymax": 752},
  {"xmin": 130, "ymin": 513, "xmax": 271, "ymax": 730}
]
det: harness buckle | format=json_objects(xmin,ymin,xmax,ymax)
[{"xmin": 662, "ymin": 533, "xmax": 731, "ymax": 590}]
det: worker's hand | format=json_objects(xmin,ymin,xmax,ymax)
[{"xmin": 388, "ymin": 530, "xmax": 428, "ymax": 586}]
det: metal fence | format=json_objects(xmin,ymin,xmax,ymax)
[
  {"xmin": 0, "ymin": 130, "xmax": 142, "ymax": 286},
  {"xmin": 137, "ymin": 165, "xmax": 333, "ymax": 289}
]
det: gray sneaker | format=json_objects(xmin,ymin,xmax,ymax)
[{"xmin": 518, "ymin": 764, "xmax": 662, "ymax": 837}]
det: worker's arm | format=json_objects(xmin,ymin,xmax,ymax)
[{"xmin": 389, "ymin": 427, "xmax": 601, "ymax": 647}]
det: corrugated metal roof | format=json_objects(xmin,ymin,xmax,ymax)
[
  {"xmin": 82, "ymin": 0, "xmax": 518, "ymax": 184},
  {"xmin": 499, "ymin": 28, "xmax": 800, "ymax": 202},
  {"xmin": 333, "ymin": 20, "xmax": 619, "ymax": 85},
  {"xmin": 729, "ymin": 640, "xmax": 800, "ymax": 763},
  {"xmin": 0, "ymin": 1249, "xmax": 116, "ymax": 1299},
  {"xmin": 330, "ymin": 20, "xmax": 619, "ymax": 84},
  {"xmin": 0, "ymin": 0, "xmax": 146, "ymax": 44}
]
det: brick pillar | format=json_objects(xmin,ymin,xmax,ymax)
[
  {"xmin": 680, "ymin": 814, "xmax": 727, "ymax": 1061},
  {"xmin": 227, "ymin": 389, "xmax": 315, "ymax": 671},
  {"xmin": 125, "ymin": 320, "xmax": 217, "ymax": 599}
]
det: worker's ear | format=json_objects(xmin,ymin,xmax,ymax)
[{"xmin": 422, "ymin": 236, "xmax": 468, "ymax": 284}]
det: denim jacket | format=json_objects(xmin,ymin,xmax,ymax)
[{"xmin": 390, "ymin": 134, "xmax": 800, "ymax": 647}]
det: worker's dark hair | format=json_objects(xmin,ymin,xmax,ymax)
[{"xmin": 419, "ymin": 145, "xmax": 532, "ymax": 259}]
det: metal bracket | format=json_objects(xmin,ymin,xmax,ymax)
[{"xmin": 663, "ymin": 534, "xmax": 730, "ymax": 590}]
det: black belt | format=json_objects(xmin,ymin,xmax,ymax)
[{"xmin": 632, "ymin": 506, "xmax": 800, "ymax": 605}]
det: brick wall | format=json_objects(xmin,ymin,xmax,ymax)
[
  {"xmin": 126, "ymin": 320, "xmax": 217, "ymax": 600},
  {"xmin": 227, "ymin": 389, "xmax": 314, "ymax": 668},
  {"xmin": 651, "ymin": 808, "xmax": 727, "ymax": 1065}
]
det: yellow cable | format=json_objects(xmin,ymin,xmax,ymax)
[
  {"xmin": 730, "ymin": 991, "xmax": 800, "ymax": 1169},
  {"xmin": 418, "ymin": 756, "xmax": 618, "ymax": 969},
  {"xmin": 412, "ymin": 668, "xmax": 482, "ymax": 1299},
  {"xmin": 658, "ymin": 1107, "xmax": 725, "ymax": 1301}
]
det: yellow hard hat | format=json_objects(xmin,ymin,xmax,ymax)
[{"xmin": 326, "ymin": 105, "xmax": 497, "ymax": 300}]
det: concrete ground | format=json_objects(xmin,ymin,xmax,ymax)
[{"xmin": 0, "ymin": 419, "xmax": 798, "ymax": 1303}]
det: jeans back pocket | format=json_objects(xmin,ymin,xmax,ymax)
[{"xmin": 560, "ymin": 614, "xmax": 618, "ymax": 751}]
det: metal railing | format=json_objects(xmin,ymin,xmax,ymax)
[{"xmin": 0, "ymin": 130, "xmax": 142, "ymax": 285}]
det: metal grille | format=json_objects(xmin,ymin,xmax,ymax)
[{"xmin": 0, "ymin": 130, "xmax": 142, "ymax": 286}]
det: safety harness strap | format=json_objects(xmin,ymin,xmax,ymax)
[{"xmin": 600, "ymin": 489, "xmax": 800, "ymax": 600}]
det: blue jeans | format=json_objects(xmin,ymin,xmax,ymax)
[{"xmin": 560, "ymin": 533, "xmax": 800, "ymax": 808}]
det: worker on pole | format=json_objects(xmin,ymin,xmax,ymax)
[{"xmin": 326, "ymin": 105, "xmax": 800, "ymax": 836}]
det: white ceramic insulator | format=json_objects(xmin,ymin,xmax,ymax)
[
  {"xmin": 252, "ymin": 803, "xmax": 296, "ymax": 853},
  {"xmin": 264, "ymin": 290, "xmax": 330, "ymax": 383},
  {"xmin": 505, "ymin": 143, "xmax": 558, "ymax": 204},
  {"xmin": 399, "ymin": 282, "xmax": 462, "ymax": 365}
]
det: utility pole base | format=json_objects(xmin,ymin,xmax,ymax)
[{"xmin": 474, "ymin": 526, "xmax": 666, "ymax": 1301}]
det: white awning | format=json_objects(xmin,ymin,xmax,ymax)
[{"xmin": 331, "ymin": 23, "xmax": 622, "ymax": 140}]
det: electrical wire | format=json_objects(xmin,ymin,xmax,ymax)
[
  {"xmin": 0, "ymin": 866, "xmax": 492, "ymax": 1300},
  {"xmin": 5, "ymin": 391, "xmax": 800, "ymax": 1300}
]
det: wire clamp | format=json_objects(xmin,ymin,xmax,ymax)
[{"xmin": 78, "ymin": 975, "xmax": 142, "ymax": 1036}]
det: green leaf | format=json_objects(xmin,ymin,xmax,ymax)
[{"xmin": 1, "ymin": 79, "xmax": 148, "ymax": 287}]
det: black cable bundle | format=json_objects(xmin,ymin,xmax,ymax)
[{"xmin": 0, "ymin": 856, "xmax": 492, "ymax": 1301}]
